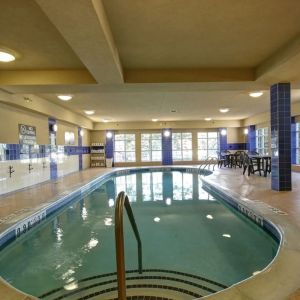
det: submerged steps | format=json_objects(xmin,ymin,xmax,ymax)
[{"xmin": 39, "ymin": 269, "xmax": 227, "ymax": 300}]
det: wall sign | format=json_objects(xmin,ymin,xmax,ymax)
[{"xmin": 19, "ymin": 124, "xmax": 36, "ymax": 145}]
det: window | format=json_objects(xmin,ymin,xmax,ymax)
[
  {"xmin": 141, "ymin": 133, "xmax": 162, "ymax": 162},
  {"xmin": 172, "ymin": 132, "xmax": 192, "ymax": 161},
  {"xmin": 197, "ymin": 132, "xmax": 219, "ymax": 160},
  {"xmin": 296, "ymin": 123, "xmax": 300, "ymax": 164},
  {"xmin": 256, "ymin": 128, "xmax": 269, "ymax": 155},
  {"xmin": 114, "ymin": 134, "xmax": 136, "ymax": 162}
]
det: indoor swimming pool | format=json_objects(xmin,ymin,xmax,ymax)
[{"xmin": 0, "ymin": 169, "xmax": 279, "ymax": 299}]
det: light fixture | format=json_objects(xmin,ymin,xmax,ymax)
[
  {"xmin": 154, "ymin": 217, "xmax": 160, "ymax": 222},
  {"xmin": 243, "ymin": 128, "xmax": 249, "ymax": 135},
  {"xmin": 206, "ymin": 214, "xmax": 213, "ymax": 219},
  {"xmin": 84, "ymin": 110, "xmax": 95, "ymax": 115},
  {"xmin": 249, "ymin": 91, "xmax": 263, "ymax": 98},
  {"xmin": 220, "ymin": 129, "xmax": 227, "ymax": 136},
  {"xmin": 79, "ymin": 129, "xmax": 84, "ymax": 137},
  {"xmin": 163, "ymin": 130, "xmax": 171, "ymax": 137},
  {"xmin": 219, "ymin": 108, "xmax": 229, "ymax": 113},
  {"xmin": 106, "ymin": 131, "xmax": 113, "ymax": 139},
  {"xmin": 222, "ymin": 233, "xmax": 231, "ymax": 238},
  {"xmin": 204, "ymin": 118, "xmax": 212, "ymax": 121},
  {"xmin": 103, "ymin": 119, "xmax": 109, "ymax": 123},
  {"xmin": 152, "ymin": 118, "xmax": 158, "ymax": 122},
  {"xmin": 0, "ymin": 50, "xmax": 15, "ymax": 62},
  {"xmin": 57, "ymin": 95, "xmax": 72, "ymax": 101},
  {"xmin": 53, "ymin": 124, "xmax": 58, "ymax": 132}
]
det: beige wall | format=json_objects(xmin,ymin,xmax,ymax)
[
  {"xmin": 56, "ymin": 121, "xmax": 78, "ymax": 146},
  {"xmin": 0, "ymin": 91, "xmax": 93, "ymax": 130},
  {"xmin": 0, "ymin": 102, "xmax": 49, "ymax": 144}
]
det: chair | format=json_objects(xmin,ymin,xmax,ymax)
[
  {"xmin": 233, "ymin": 151, "xmax": 245, "ymax": 168},
  {"xmin": 216, "ymin": 151, "xmax": 226, "ymax": 168},
  {"xmin": 243, "ymin": 153, "xmax": 262, "ymax": 176}
]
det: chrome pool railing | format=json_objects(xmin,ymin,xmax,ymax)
[
  {"xmin": 198, "ymin": 157, "xmax": 218, "ymax": 172},
  {"xmin": 115, "ymin": 191, "xmax": 143, "ymax": 300}
]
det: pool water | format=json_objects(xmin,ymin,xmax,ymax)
[{"xmin": 0, "ymin": 171, "xmax": 278, "ymax": 297}]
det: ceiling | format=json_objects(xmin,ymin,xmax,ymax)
[{"xmin": 1, "ymin": 0, "xmax": 300, "ymax": 124}]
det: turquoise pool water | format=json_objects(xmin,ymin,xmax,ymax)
[{"xmin": 0, "ymin": 171, "xmax": 278, "ymax": 297}]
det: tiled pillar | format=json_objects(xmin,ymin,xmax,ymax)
[
  {"xmin": 48, "ymin": 118, "xmax": 57, "ymax": 180},
  {"xmin": 78, "ymin": 127, "xmax": 83, "ymax": 171},
  {"xmin": 247, "ymin": 125, "xmax": 256, "ymax": 152},
  {"xmin": 105, "ymin": 130, "xmax": 114, "ymax": 166},
  {"xmin": 291, "ymin": 117, "xmax": 296, "ymax": 164},
  {"xmin": 162, "ymin": 129, "xmax": 173, "ymax": 165},
  {"xmin": 271, "ymin": 83, "xmax": 291, "ymax": 191},
  {"xmin": 219, "ymin": 128, "xmax": 227, "ymax": 151}
]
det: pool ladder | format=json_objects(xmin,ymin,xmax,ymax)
[
  {"xmin": 115, "ymin": 191, "xmax": 143, "ymax": 300},
  {"xmin": 198, "ymin": 156, "xmax": 218, "ymax": 172}
]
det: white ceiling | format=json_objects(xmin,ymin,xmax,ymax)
[{"xmin": 1, "ymin": 0, "xmax": 300, "ymax": 124}]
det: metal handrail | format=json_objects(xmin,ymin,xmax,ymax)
[
  {"xmin": 198, "ymin": 157, "xmax": 218, "ymax": 172},
  {"xmin": 115, "ymin": 191, "xmax": 142, "ymax": 300}
]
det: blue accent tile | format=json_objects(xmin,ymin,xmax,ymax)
[
  {"xmin": 271, "ymin": 83, "xmax": 291, "ymax": 191},
  {"xmin": 105, "ymin": 130, "xmax": 114, "ymax": 160},
  {"xmin": 219, "ymin": 128, "xmax": 227, "ymax": 151},
  {"xmin": 162, "ymin": 129, "xmax": 173, "ymax": 165}
]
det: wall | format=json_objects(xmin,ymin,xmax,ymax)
[
  {"xmin": 90, "ymin": 127, "xmax": 244, "ymax": 167},
  {"xmin": 0, "ymin": 102, "xmax": 91, "ymax": 195}
]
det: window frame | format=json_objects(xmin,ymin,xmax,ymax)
[
  {"xmin": 141, "ymin": 133, "xmax": 162, "ymax": 162},
  {"xmin": 197, "ymin": 131, "xmax": 219, "ymax": 160},
  {"xmin": 172, "ymin": 132, "xmax": 193, "ymax": 161},
  {"xmin": 114, "ymin": 133, "xmax": 136, "ymax": 163},
  {"xmin": 256, "ymin": 127, "xmax": 269, "ymax": 155}
]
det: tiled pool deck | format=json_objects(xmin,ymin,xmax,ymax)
[{"xmin": 1, "ymin": 166, "xmax": 300, "ymax": 300}]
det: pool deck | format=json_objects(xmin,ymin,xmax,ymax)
[{"xmin": 0, "ymin": 166, "xmax": 300, "ymax": 300}]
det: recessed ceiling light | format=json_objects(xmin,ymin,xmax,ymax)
[
  {"xmin": 0, "ymin": 50, "xmax": 15, "ymax": 62},
  {"xmin": 204, "ymin": 118, "xmax": 212, "ymax": 121},
  {"xmin": 152, "ymin": 119, "xmax": 158, "ymax": 122},
  {"xmin": 57, "ymin": 95, "xmax": 72, "ymax": 101},
  {"xmin": 103, "ymin": 119, "xmax": 109, "ymax": 123},
  {"xmin": 249, "ymin": 91, "xmax": 263, "ymax": 98},
  {"xmin": 219, "ymin": 108, "xmax": 229, "ymax": 113},
  {"xmin": 84, "ymin": 110, "xmax": 95, "ymax": 115}
]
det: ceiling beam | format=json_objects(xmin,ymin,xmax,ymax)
[
  {"xmin": 256, "ymin": 34, "xmax": 300, "ymax": 84},
  {"xmin": 0, "ymin": 70, "xmax": 96, "ymax": 85},
  {"xmin": 35, "ymin": 0, "xmax": 124, "ymax": 84},
  {"xmin": 125, "ymin": 68, "xmax": 255, "ymax": 83}
]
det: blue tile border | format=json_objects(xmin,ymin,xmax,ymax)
[{"xmin": 0, "ymin": 166, "xmax": 280, "ymax": 251}]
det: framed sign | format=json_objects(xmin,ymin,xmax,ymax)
[{"xmin": 19, "ymin": 124, "xmax": 36, "ymax": 145}]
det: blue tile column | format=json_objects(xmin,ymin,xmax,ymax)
[
  {"xmin": 48, "ymin": 118, "xmax": 57, "ymax": 180},
  {"xmin": 271, "ymin": 83, "xmax": 291, "ymax": 191},
  {"xmin": 162, "ymin": 129, "xmax": 173, "ymax": 165},
  {"xmin": 78, "ymin": 127, "xmax": 83, "ymax": 171},
  {"xmin": 219, "ymin": 128, "xmax": 227, "ymax": 151},
  {"xmin": 105, "ymin": 131, "xmax": 114, "ymax": 166},
  {"xmin": 247, "ymin": 125, "xmax": 256, "ymax": 152},
  {"xmin": 291, "ymin": 117, "xmax": 296, "ymax": 164}
]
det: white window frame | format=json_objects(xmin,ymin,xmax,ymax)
[
  {"xmin": 114, "ymin": 134, "xmax": 136, "ymax": 162},
  {"xmin": 197, "ymin": 132, "xmax": 219, "ymax": 160},
  {"xmin": 256, "ymin": 127, "xmax": 269, "ymax": 155},
  {"xmin": 172, "ymin": 132, "xmax": 193, "ymax": 161},
  {"xmin": 141, "ymin": 133, "xmax": 162, "ymax": 162}
]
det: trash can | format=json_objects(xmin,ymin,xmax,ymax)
[{"xmin": 106, "ymin": 158, "xmax": 113, "ymax": 168}]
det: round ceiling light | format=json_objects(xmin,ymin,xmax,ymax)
[
  {"xmin": 219, "ymin": 108, "xmax": 229, "ymax": 113},
  {"xmin": 57, "ymin": 95, "xmax": 72, "ymax": 101},
  {"xmin": 204, "ymin": 118, "xmax": 212, "ymax": 121},
  {"xmin": 152, "ymin": 118, "xmax": 158, "ymax": 122},
  {"xmin": 0, "ymin": 50, "xmax": 15, "ymax": 62},
  {"xmin": 249, "ymin": 91, "xmax": 263, "ymax": 98},
  {"xmin": 84, "ymin": 110, "xmax": 95, "ymax": 115}
]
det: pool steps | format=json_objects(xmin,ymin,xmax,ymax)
[{"xmin": 39, "ymin": 269, "xmax": 227, "ymax": 300}]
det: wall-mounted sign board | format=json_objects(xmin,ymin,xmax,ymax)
[{"xmin": 19, "ymin": 124, "xmax": 36, "ymax": 145}]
